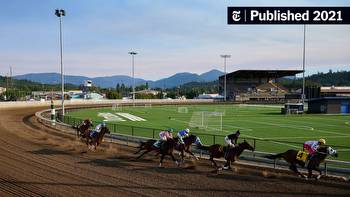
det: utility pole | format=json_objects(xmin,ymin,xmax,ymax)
[
  {"xmin": 220, "ymin": 54, "xmax": 231, "ymax": 102},
  {"xmin": 55, "ymin": 9, "xmax": 66, "ymax": 115},
  {"xmin": 128, "ymin": 51, "xmax": 137, "ymax": 106},
  {"xmin": 302, "ymin": 24, "xmax": 306, "ymax": 110}
]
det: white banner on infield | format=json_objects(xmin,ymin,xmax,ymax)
[{"xmin": 116, "ymin": 113, "xmax": 146, "ymax": 121}]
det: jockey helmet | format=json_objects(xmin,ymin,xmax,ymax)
[
  {"xmin": 185, "ymin": 128, "xmax": 190, "ymax": 133},
  {"xmin": 167, "ymin": 128, "xmax": 173, "ymax": 133},
  {"xmin": 319, "ymin": 138, "xmax": 326, "ymax": 145},
  {"xmin": 101, "ymin": 122, "xmax": 107, "ymax": 127}
]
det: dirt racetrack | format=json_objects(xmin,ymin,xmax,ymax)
[{"xmin": 0, "ymin": 106, "xmax": 349, "ymax": 197}]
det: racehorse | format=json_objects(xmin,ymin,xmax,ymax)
[
  {"xmin": 174, "ymin": 134, "xmax": 202, "ymax": 162},
  {"xmin": 159, "ymin": 138, "xmax": 179, "ymax": 167},
  {"xmin": 265, "ymin": 146, "xmax": 338, "ymax": 180},
  {"xmin": 134, "ymin": 139, "xmax": 158, "ymax": 159},
  {"xmin": 76, "ymin": 119, "xmax": 93, "ymax": 141},
  {"xmin": 198, "ymin": 140, "xmax": 255, "ymax": 169},
  {"xmin": 134, "ymin": 134, "xmax": 202, "ymax": 162},
  {"xmin": 88, "ymin": 126, "xmax": 110, "ymax": 151}
]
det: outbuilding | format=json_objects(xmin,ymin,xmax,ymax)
[{"xmin": 308, "ymin": 97, "xmax": 350, "ymax": 114}]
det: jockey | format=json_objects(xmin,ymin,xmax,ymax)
[
  {"xmin": 303, "ymin": 139, "xmax": 326, "ymax": 155},
  {"xmin": 177, "ymin": 128, "xmax": 190, "ymax": 144},
  {"xmin": 153, "ymin": 128, "xmax": 173, "ymax": 148},
  {"xmin": 79, "ymin": 118, "xmax": 91, "ymax": 128},
  {"xmin": 224, "ymin": 130, "xmax": 240, "ymax": 147},
  {"xmin": 90, "ymin": 121, "xmax": 106, "ymax": 138}
]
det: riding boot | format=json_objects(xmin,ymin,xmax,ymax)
[{"xmin": 305, "ymin": 154, "xmax": 313, "ymax": 168}]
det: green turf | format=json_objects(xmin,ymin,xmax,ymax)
[{"xmin": 65, "ymin": 104, "xmax": 350, "ymax": 161}]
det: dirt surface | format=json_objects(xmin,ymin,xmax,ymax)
[{"xmin": 0, "ymin": 106, "xmax": 349, "ymax": 197}]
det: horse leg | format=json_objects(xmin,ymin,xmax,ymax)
[
  {"xmin": 136, "ymin": 150, "xmax": 151, "ymax": 159},
  {"xmin": 223, "ymin": 160, "xmax": 231, "ymax": 170},
  {"xmin": 185, "ymin": 149, "xmax": 198, "ymax": 160},
  {"xmin": 315, "ymin": 167, "xmax": 322, "ymax": 180},
  {"xmin": 181, "ymin": 150, "xmax": 185, "ymax": 163},
  {"xmin": 159, "ymin": 154, "xmax": 165, "ymax": 167},
  {"xmin": 307, "ymin": 168, "xmax": 313, "ymax": 179},
  {"xmin": 134, "ymin": 146, "xmax": 143, "ymax": 154},
  {"xmin": 170, "ymin": 153, "xmax": 179, "ymax": 167},
  {"xmin": 307, "ymin": 165, "xmax": 321, "ymax": 180},
  {"xmin": 209, "ymin": 155, "xmax": 217, "ymax": 167},
  {"xmin": 289, "ymin": 164, "xmax": 305, "ymax": 178}
]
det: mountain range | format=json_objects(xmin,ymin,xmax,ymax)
[{"xmin": 14, "ymin": 69, "xmax": 224, "ymax": 88}]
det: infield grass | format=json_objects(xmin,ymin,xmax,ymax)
[{"xmin": 66, "ymin": 104, "xmax": 350, "ymax": 161}]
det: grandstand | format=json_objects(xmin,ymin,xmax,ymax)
[{"xmin": 218, "ymin": 70, "xmax": 303, "ymax": 102}]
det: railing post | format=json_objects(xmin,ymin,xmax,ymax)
[
  {"xmin": 324, "ymin": 162, "xmax": 327, "ymax": 176},
  {"xmin": 132, "ymin": 126, "xmax": 134, "ymax": 136},
  {"xmin": 213, "ymin": 135, "xmax": 216, "ymax": 144},
  {"xmin": 253, "ymin": 138, "xmax": 256, "ymax": 150},
  {"xmin": 114, "ymin": 124, "xmax": 116, "ymax": 133},
  {"xmin": 253, "ymin": 139, "xmax": 256, "ymax": 157},
  {"xmin": 152, "ymin": 129, "xmax": 155, "ymax": 139},
  {"xmin": 274, "ymin": 159, "xmax": 276, "ymax": 169}
]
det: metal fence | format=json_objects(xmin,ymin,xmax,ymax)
[
  {"xmin": 56, "ymin": 113, "xmax": 350, "ymax": 157},
  {"xmin": 40, "ymin": 109, "xmax": 350, "ymax": 176}
]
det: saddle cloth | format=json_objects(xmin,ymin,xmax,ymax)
[
  {"xmin": 296, "ymin": 150, "xmax": 309, "ymax": 162},
  {"xmin": 90, "ymin": 131, "xmax": 98, "ymax": 138}
]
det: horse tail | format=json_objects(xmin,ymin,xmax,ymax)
[
  {"xmin": 137, "ymin": 141, "xmax": 147, "ymax": 149},
  {"xmin": 264, "ymin": 153, "xmax": 284, "ymax": 160}
]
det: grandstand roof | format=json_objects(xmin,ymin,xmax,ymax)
[{"xmin": 219, "ymin": 70, "xmax": 303, "ymax": 79}]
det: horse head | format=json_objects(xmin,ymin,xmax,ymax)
[
  {"xmin": 240, "ymin": 140, "xmax": 255, "ymax": 152},
  {"xmin": 325, "ymin": 146, "xmax": 338, "ymax": 157},
  {"xmin": 194, "ymin": 136, "xmax": 203, "ymax": 146},
  {"xmin": 86, "ymin": 119, "xmax": 93, "ymax": 127},
  {"xmin": 100, "ymin": 126, "xmax": 110, "ymax": 135},
  {"xmin": 316, "ymin": 146, "xmax": 338, "ymax": 159},
  {"xmin": 184, "ymin": 134, "xmax": 197, "ymax": 145}
]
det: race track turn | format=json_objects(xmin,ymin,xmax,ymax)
[{"xmin": 0, "ymin": 106, "xmax": 349, "ymax": 197}]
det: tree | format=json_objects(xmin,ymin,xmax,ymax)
[{"xmin": 106, "ymin": 91, "xmax": 121, "ymax": 99}]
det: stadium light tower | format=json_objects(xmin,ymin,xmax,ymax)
[
  {"xmin": 221, "ymin": 54, "xmax": 231, "ymax": 102},
  {"xmin": 302, "ymin": 24, "xmax": 306, "ymax": 110},
  {"xmin": 128, "ymin": 51, "xmax": 138, "ymax": 106},
  {"xmin": 55, "ymin": 9, "xmax": 66, "ymax": 115}
]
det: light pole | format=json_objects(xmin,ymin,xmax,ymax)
[
  {"xmin": 55, "ymin": 9, "xmax": 65, "ymax": 115},
  {"xmin": 302, "ymin": 24, "xmax": 306, "ymax": 110},
  {"xmin": 128, "ymin": 51, "xmax": 137, "ymax": 106},
  {"xmin": 220, "ymin": 54, "xmax": 231, "ymax": 102}
]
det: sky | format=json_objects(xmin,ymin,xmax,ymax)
[{"xmin": 0, "ymin": 0, "xmax": 349, "ymax": 80}]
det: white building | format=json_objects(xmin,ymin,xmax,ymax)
[
  {"xmin": 0, "ymin": 87, "xmax": 6, "ymax": 94},
  {"xmin": 197, "ymin": 93, "xmax": 223, "ymax": 100}
]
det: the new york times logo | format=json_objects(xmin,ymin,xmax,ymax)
[
  {"xmin": 231, "ymin": 10, "xmax": 241, "ymax": 21},
  {"xmin": 227, "ymin": 7, "xmax": 350, "ymax": 24}
]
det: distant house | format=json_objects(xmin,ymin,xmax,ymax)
[
  {"xmin": 307, "ymin": 86, "xmax": 350, "ymax": 114},
  {"xmin": 197, "ymin": 93, "xmax": 224, "ymax": 100},
  {"xmin": 133, "ymin": 89, "xmax": 159, "ymax": 96},
  {"xmin": 0, "ymin": 87, "xmax": 6, "ymax": 94},
  {"xmin": 320, "ymin": 86, "xmax": 350, "ymax": 97}
]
